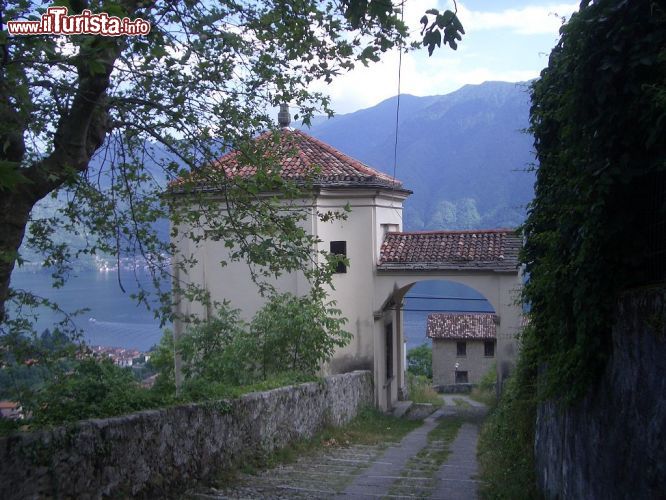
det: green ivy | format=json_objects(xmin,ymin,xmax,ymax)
[{"xmin": 522, "ymin": 0, "xmax": 666, "ymax": 401}]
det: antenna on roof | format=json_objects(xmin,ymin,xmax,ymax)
[{"xmin": 278, "ymin": 103, "xmax": 291, "ymax": 128}]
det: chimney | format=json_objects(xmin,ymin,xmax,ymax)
[{"xmin": 278, "ymin": 103, "xmax": 291, "ymax": 128}]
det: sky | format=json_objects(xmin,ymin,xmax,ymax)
[{"xmin": 319, "ymin": 0, "xmax": 580, "ymax": 114}]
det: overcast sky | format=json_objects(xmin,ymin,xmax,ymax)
[{"xmin": 317, "ymin": 0, "xmax": 579, "ymax": 114}]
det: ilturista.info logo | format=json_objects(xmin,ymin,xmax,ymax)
[{"xmin": 7, "ymin": 6, "xmax": 151, "ymax": 36}]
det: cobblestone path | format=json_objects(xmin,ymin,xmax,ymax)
[{"xmin": 190, "ymin": 395, "xmax": 486, "ymax": 499}]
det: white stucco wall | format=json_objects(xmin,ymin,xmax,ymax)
[
  {"xmin": 171, "ymin": 187, "xmax": 409, "ymax": 408},
  {"xmin": 171, "ymin": 188, "xmax": 522, "ymax": 409}
]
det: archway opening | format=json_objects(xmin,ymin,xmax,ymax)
[
  {"xmin": 388, "ymin": 279, "xmax": 498, "ymax": 395},
  {"xmin": 401, "ymin": 280, "xmax": 495, "ymax": 352}
]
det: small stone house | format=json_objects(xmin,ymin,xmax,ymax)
[{"xmin": 427, "ymin": 312, "xmax": 497, "ymax": 388}]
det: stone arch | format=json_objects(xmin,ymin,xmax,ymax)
[{"xmin": 373, "ymin": 270, "xmax": 523, "ymax": 407}]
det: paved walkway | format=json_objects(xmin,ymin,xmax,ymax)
[
  {"xmin": 336, "ymin": 410, "xmax": 444, "ymax": 499},
  {"xmin": 432, "ymin": 423, "xmax": 481, "ymax": 500},
  {"xmin": 190, "ymin": 395, "xmax": 486, "ymax": 499}
]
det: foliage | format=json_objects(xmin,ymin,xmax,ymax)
[
  {"xmin": 523, "ymin": 0, "xmax": 666, "ymax": 401},
  {"xmin": 0, "ymin": 328, "xmax": 79, "ymax": 403},
  {"xmin": 407, "ymin": 343, "xmax": 432, "ymax": 379},
  {"xmin": 0, "ymin": 0, "xmax": 411, "ymax": 357},
  {"xmin": 27, "ymin": 358, "xmax": 166, "ymax": 426},
  {"xmin": 419, "ymin": 4, "xmax": 465, "ymax": 55},
  {"xmin": 151, "ymin": 292, "xmax": 349, "ymax": 395},
  {"xmin": 178, "ymin": 304, "xmax": 252, "ymax": 385},
  {"xmin": 406, "ymin": 372, "xmax": 441, "ymax": 406},
  {"xmin": 470, "ymin": 363, "xmax": 497, "ymax": 407},
  {"xmin": 250, "ymin": 291, "xmax": 351, "ymax": 377},
  {"xmin": 477, "ymin": 343, "xmax": 538, "ymax": 499}
]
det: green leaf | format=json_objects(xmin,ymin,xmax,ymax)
[{"xmin": 0, "ymin": 161, "xmax": 31, "ymax": 191}]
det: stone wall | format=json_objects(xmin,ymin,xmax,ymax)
[
  {"xmin": 432, "ymin": 339, "xmax": 496, "ymax": 387},
  {"xmin": 0, "ymin": 370, "xmax": 373, "ymax": 499},
  {"xmin": 535, "ymin": 288, "xmax": 666, "ymax": 499}
]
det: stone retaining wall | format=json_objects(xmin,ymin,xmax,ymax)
[
  {"xmin": 535, "ymin": 288, "xmax": 666, "ymax": 499},
  {"xmin": 0, "ymin": 370, "xmax": 373, "ymax": 499}
]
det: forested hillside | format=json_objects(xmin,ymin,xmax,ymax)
[{"xmin": 308, "ymin": 81, "xmax": 535, "ymax": 230}]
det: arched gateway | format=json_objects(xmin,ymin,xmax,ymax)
[
  {"xmin": 372, "ymin": 230, "xmax": 522, "ymax": 409},
  {"xmin": 172, "ymin": 112, "xmax": 523, "ymax": 411}
]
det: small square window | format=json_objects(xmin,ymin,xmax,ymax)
[
  {"xmin": 455, "ymin": 371, "xmax": 469, "ymax": 384},
  {"xmin": 484, "ymin": 340, "xmax": 495, "ymax": 357},
  {"xmin": 456, "ymin": 341, "xmax": 466, "ymax": 357},
  {"xmin": 330, "ymin": 241, "xmax": 347, "ymax": 273}
]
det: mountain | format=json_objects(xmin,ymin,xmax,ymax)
[{"xmin": 306, "ymin": 81, "xmax": 536, "ymax": 230}]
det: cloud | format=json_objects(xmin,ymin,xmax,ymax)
[
  {"xmin": 457, "ymin": 2, "xmax": 579, "ymax": 36},
  {"xmin": 312, "ymin": 1, "xmax": 580, "ymax": 115}
]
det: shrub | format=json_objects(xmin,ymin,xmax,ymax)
[
  {"xmin": 250, "ymin": 292, "xmax": 351, "ymax": 377},
  {"xmin": 407, "ymin": 344, "xmax": 432, "ymax": 379},
  {"xmin": 470, "ymin": 364, "xmax": 497, "ymax": 407},
  {"xmin": 153, "ymin": 293, "xmax": 351, "ymax": 393},
  {"xmin": 406, "ymin": 372, "xmax": 442, "ymax": 406},
  {"xmin": 477, "ymin": 329, "xmax": 538, "ymax": 498},
  {"xmin": 28, "ymin": 358, "xmax": 166, "ymax": 426}
]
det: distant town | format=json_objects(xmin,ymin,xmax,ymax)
[{"xmin": 89, "ymin": 345, "xmax": 151, "ymax": 367}]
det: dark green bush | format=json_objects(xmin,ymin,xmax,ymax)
[
  {"xmin": 406, "ymin": 344, "xmax": 432, "ymax": 379},
  {"xmin": 250, "ymin": 292, "xmax": 351, "ymax": 377},
  {"xmin": 524, "ymin": 0, "xmax": 666, "ymax": 401},
  {"xmin": 28, "ymin": 358, "xmax": 168, "ymax": 426}
]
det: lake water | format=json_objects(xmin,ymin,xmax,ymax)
[
  {"xmin": 10, "ymin": 269, "xmax": 166, "ymax": 351},
  {"xmin": 9, "ymin": 271, "xmax": 493, "ymax": 353}
]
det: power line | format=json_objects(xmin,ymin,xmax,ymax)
[
  {"xmin": 391, "ymin": 308, "xmax": 495, "ymax": 313},
  {"xmin": 405, "ymin": 295, "xmax": 490, "ymax": 302},
  {"xmin": 390, "ymin": 6, "xmax": 404, "ymax": 222}
]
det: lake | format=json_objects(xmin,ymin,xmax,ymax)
[
  {"xmin": 10, "ymin": 269, "xmax": 167, "ymax": 351},
  {"xmin": 9, "ymin": 271, "xmax": 493, "ymax": 353}
]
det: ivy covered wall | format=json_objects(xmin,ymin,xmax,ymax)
[{"xmin": 523, "ymin": 0, "xmax": 666, "ymax": 399}]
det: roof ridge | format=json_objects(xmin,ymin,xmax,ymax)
[
  {"xmin": 388, "ymin": 228, "xmax": 517, "ymax": 236},
  {"xmin": 427, "ymin": 312, "xmax": 497, "ymax": 317}
]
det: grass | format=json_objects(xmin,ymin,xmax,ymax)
[
  {"xmin": 407, "ymin": 373, "xmax": 443, "ymax": 407},
  {"xmin": 423, "ymin": 416, "xmax": 464, "ymax": 465},
  {"xmin": 469, "ymin": 386, "xmax": 497, "ymax": 407},
  {"xmin": 319, "ymin": 406, "xmax": 423, "ymax": 445},
  {"xmin": 469, "ymin": 364, "xmax": 498, "ymax": 408},
  {"xmin": 453, "ymin": 397, "xmax": 472, "ymax": 408},
  {"xmin": 387, "ymin": 416, "xmax": 464, "ymax": 496},
  {"xmin": 477, "ymin": 370, "xmax": 538, "ymax": 499}
]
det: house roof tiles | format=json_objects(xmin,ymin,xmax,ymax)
[
  {"xmin": 377, "ymin": 229, "xmax": 520, "ymax": 272},
  {"xmin": 178, "ymin": 128, "xmax": 404, "ymax": 191},
  {"xmin": 426, "ymin": 313, "xmax": 497, "ymax": 340}
]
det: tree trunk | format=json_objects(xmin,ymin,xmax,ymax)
[{"xmin": 0, "ymin": 191, "xmax": 35, "ymax": 322}]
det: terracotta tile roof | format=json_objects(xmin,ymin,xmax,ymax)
[
  {"xmin": 426, "ymin": 313, "xmax": 497, "ymax": 340},
  {"xmin": 377, "ymin": 229, "xmax": 520, "ymax": 272},
  {"xmin": 176, "ymin": 128, "xmax": 403, "ymax": 190}
]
